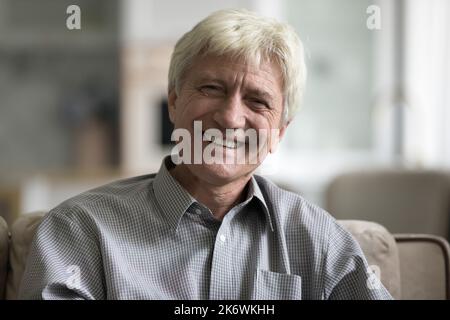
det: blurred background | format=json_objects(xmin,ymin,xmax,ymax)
[{"xmin": 1, "ymin": 0, "xmax": 450, "ymax": 239}]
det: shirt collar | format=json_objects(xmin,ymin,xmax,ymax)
[
  {"xmin": 153, "ymin": 156, "xmax": 274, "ymax": 232},
  {"xmin": 153, "ymin": 156, "xmax": 196, "ymax": 231},
  {"xmin": 246, "ymin": 175, "xmax": 274, "ymax": 232}
]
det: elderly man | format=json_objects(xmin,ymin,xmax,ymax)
[{"xmin": 19, "ymin": 9, "xmax": 392, "ymax": 300}]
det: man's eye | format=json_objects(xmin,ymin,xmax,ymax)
[{"xmin": 248, "ymin": 99, "xmax": 268, "ymax": 109}]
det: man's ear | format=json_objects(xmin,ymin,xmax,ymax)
[
  {"xmin": 167, "ymin": 89, "xmax": 178, "ymax": 124},
  {"xmin": 269, "ymin": 120, "xmax": 291, "ymax": 154},
  {"xmin": 279, "ymin": 120, "xmax": 290, "ymax": 141}
]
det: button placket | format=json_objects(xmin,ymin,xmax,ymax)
[{"xmin": 208, "ymin": 218, "xmax": 236, "ymax": 299}]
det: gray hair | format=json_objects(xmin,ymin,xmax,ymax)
[{"xmin": 168, "ymin": 9, "xmax": 307, "ymax": 122}]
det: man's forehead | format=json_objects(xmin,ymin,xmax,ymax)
[
  {"xmin": 194, "ymin": 54, "xmax": 281, "ymax": 77},
  {"xmin": 190, "ymin": 55, "xmax": 283, "ymax": 88}
]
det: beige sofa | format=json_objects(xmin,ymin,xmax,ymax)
[{"xmin": 1, "ymin": 212, "xmax": 449, "ymax": 300}]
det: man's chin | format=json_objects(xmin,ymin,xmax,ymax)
[{"xmin": 190, "ymin": 162, "xmax": 254, "ymax": 185}]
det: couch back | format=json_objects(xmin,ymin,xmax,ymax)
[{"xmin": 326, "ymin": 170, "xmax": 450, "ymax": 238}]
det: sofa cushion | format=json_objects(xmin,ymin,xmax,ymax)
[
  {"xmin": 6, "ymin": 212, "xmax": 45, "ymax": 300},
  {"xmin": 338, "ymin": 219, "xmax": 401, "ymax": 299},
  {"xmin": 0, "ymin": 216, "xmax": 9, "ymax": 299}
]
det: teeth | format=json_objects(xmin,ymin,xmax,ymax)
[
  {"xmin": 204, "ymin": 132, "xmax": 243, "ymax": 149},
  {"xmin": 213, "ymin": 137, "xmax": 237, "ymax": 149}
]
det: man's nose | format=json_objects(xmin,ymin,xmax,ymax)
[{"xmin": 213, "ymin": 95, "xmax": 246, "ymax": 129}]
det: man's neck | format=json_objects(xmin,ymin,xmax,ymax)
[{"xmin": 169, "ymin": 165, "xmax": 251, "ymax": 220}]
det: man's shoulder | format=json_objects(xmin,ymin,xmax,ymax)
[
  {"xmin": 46, "ymin": 173, "xmax": 158, "ymax": 223},
  {"xmin": 254, "ymin": 174, "xmax": 339, "ymax": 237},
  {"xmin": 66, "ymin": 173, "xmax": 156, "ymax": 205},
  {"xmin": 254, "ymin": 174, "xmax": 332, "ymax": 218}
]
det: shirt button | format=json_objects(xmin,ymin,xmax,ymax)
[
  {"xmin": 219, "ymin": 234, "xmax": 226, "ymax": 243},
  {"xmin": 195, "ymin": 209, "xmax": 201, "ymax": 215}
]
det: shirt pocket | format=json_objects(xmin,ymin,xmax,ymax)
[{"xmin": 253, "ymin": 269, "xmax": 302, "ymax": 300}]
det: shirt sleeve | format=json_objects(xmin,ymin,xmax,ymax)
[
  {"xmin": 323, "ymin": 221, "xmax": 394, "ymax": 300},
  {"xmin": 18, "ymin": 207, "xmax": 105, "ymax": 300}
]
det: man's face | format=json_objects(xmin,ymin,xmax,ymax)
[{"xmin": 168, "ymin": 54, "xmax": 288, "ymax": 185}]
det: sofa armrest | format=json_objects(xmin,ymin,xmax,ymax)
[
  {"xmin": 0, "ymin": 216, "xmax": 9, "ymax": 300},
  {"xmin": 5, "ymin": 212, "xmax": 45, "ymax": 300},
  {"xmin": 394, "ymin": 234, "xmax": 450, "ymax": 300}
]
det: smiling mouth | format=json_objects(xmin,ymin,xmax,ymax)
[{"xmin": 203, "ymin": 131, "xmax": 246, "ymax": 149}]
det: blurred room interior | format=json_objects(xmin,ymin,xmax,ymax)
[{"xmin": 1, "ymin": 0, "xmax": 450, "ymax": 239}]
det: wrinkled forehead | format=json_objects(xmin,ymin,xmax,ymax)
[{"xmin": 186, "ymin": 53, "xmax": 284, "ymax": 87}]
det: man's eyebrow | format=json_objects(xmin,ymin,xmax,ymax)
[{"xmin": 195, "ymin": 74, "xmax": 224, "ymax": 84}]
